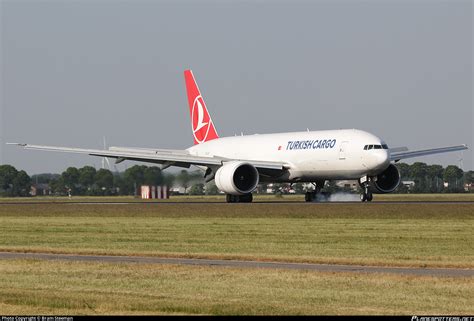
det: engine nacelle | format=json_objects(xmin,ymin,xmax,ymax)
[
  {"xmin": 215, "ymin": 162, "xmax": 259, "ymax": 195},
  {"xmin": 372, "ymin": 164, "xmax": 401, "ymax": 193}
]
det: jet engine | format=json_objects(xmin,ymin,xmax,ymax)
[
  {"xmin": 215, "ymin": 162, "xmax": 259, "ymax": 195},
  {"xmin": 372, "ymin": 164, "xmax": 401, "ymax": 193}
]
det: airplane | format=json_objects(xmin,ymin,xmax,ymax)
[{"xmin": 10, "ymin": 70, "xmax": 468, "ymax": 202}]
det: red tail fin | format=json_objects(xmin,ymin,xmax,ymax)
[{"xmin": 184, "ymin": 70, "xmax": 219, "ymax": 145}]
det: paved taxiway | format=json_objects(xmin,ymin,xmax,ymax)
[{"xmin": 0, "ymin": 252, "xmax": 472, "ymax": 277}]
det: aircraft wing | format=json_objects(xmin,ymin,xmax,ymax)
[
  {"xmin": 8, "ymin": 143, "xmax": 287, "ymax": 171},
  {"xmin": 390, "ymin": 144, "xmax": 468, "ymax": 162},
  {"xmin": 388, "ymin": 146, "xmax": 408, "ymax": 153}
]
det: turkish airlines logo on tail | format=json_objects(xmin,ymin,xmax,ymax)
[
  {"xmin": 184, "ymin": 69, "xmax": 219, "ymax": 145},
  {"xmin": 191, "ymin": 95, "xmax": 213, "ymax": 144}
]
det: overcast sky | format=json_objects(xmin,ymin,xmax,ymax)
[{"xmin": 1, "ymin": 0, "xmax": 472, "ymax": 174}]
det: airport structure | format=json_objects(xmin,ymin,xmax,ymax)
[{"xmin": 141, "ymin": 185, "xmax": 169, "ymax": 199}]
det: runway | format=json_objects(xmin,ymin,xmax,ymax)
[
  {"xmin": 1, "ymin": 201, "xmax": 474, "ymax": 205},
  {"xmin": 0, "ymin": 252, "xmax": 472, "ymax": 277}
]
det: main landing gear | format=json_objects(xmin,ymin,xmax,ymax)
[
  {"xmin": 226, "ymin": 193, "xmax": 253, "ymax": 203},
  {"xmin": 304, "ymin": 180, "xmax": 326, "ymax": 202},
  {"xmin": 305, "ymin": 191, "xmax": 316, "ymax": 202}
]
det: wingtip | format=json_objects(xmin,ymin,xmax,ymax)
[{"xmin": 6, "ymin": 143, "xmax": 26, "ymax": 146}]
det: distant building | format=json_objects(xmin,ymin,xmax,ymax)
[
  {"xmin": 465, "ymin": 183, "xmax": 473, "ymax": 192},
  {"xmin": 402, "ymin": 180, "xmax": 415, "ymax": 190},
  {"xmin": 335, "ymin": 180, "xmax": 359, "ymax": 191},
  {"xmin": 265, "ymin": 183, "xmax": 275, "ymax": 194},
  {"xmin": 169, "ymin": 187, "xmax": 186, "ymax": 195},
  {"xmin": 30, "ymin": 184, "xmax": 52, "ymax": 196},
  {"xmin": 141, "ymin": 185, "xmax": 169, "ymax": 199},
  {"xmin": 264, "ymin": 183, "xmax": 296, "ymax": 194}
]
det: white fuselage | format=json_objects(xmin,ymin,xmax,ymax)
[{"xmin": 188, "ymin": 129, "xmax": 390, "ymax": 182}]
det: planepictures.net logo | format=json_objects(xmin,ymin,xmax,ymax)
[{"xmin": 412, "ymin": 317, "xmax": 474, "ymax": 321}]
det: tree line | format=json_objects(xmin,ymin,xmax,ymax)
[
  {"xmin": 394, "ymin": 162, "xmax": 470, "ymax": 193},
  {"xmin": 0, "ymin": 164, "xmax": 205, "ymax": 197},
  {"xmin": 0, "ymin": 162, "xmax": 472, "ymax": 197}
]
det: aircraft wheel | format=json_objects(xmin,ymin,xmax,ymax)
[
  {"xmin": 360, "ymin": 193, "xmax": 367, "ymax": 202},
  {"xmin": 227, "ymin": 194, "xmax": 253, "ymax": 203},
  {"xmin": 366, "ymin": 192, "xmax": 373, "ymax": 202},
  {"xmin": 226, "ymin": 194, "xmax": 239, "ymax": 203},
  {"xmin": 240, "ymin": 193, "xmax": 253, "ymax": 203},
  {"xmin": 305, "ymin": 192, "xmax": 316, "ymax": 202}
]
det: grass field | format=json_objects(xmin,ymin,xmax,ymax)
[
  {"xmin": 0, "ymin": 202, "xmax": 472, "ymax": 268},
  {"xmin": 0, "ymin": 260, "xmax": 472, "ymax": 315},
  {"xmin": 0, "ymin": 195, "xmax": 472, "ymax": 314}
]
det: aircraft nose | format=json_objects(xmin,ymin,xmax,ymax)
[{"xmin": 374, "ymin": 150, "xmax": 390, "ymax": 168}]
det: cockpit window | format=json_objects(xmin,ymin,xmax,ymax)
[{"xmin": 364, "ymin": 144, "xmax": 388, "ymax": 150}]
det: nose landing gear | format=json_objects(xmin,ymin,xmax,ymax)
[{"xmin": 360, "ymin": 182, "xmax": 373, "ymax": 202}]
